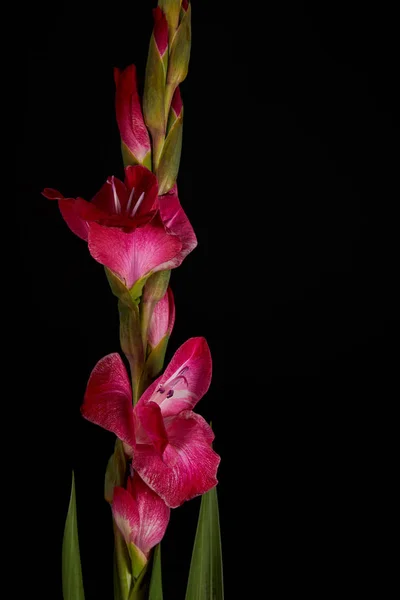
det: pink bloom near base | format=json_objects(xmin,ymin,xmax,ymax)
[
  {"xmin": 82, "ymin": 337, "xmax": 220, "ymax": 508},
  {"xmin": 112, "ymin": 473, "xmax": 170, "ymax": 558}
]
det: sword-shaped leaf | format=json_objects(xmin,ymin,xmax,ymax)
[
  {"xmin": 62, "ymin": 472, "xmax": 85, "ymax": 600},
  {"xmin": 185, "ymin": 487, "xmax": 223, "ymax": 600}
]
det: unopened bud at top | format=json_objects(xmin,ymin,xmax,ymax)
[
  {"xmin": 159, "ymin": 0, "xmax": 182, "ymax": 41},
  {"xmin": 114, "ymin": 65, "xmax": 151, "ymax": 169}
]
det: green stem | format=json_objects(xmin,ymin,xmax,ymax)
[{"xmin": 118, "ymin": 299, "xmax": 144, "ymax": 405}]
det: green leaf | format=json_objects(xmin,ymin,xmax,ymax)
[
  {"xmin": 149, "ymin": 544, "xmax": 163, "ymax": 600},
  {"xmin": 62, "ymin": 472, "xmax": 85, "ymax": 600},
  {"xmin": 185, "ymin": 487, "xmax": 224, "ymax": 600}
]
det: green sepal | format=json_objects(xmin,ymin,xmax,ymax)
[
  {"xmin": 142, "ymin": 271, "xmax": 171, "ymax": 304},
  {"xmin": 185, "ymin": 486, "xmax": 224, "ymax": 600},
  {"xmin": 130, "ymin": 273, "xmax": 153, "ymax": 305},
  {"xmin": 114, "ymin": 525, "xmax": 134, "ymax": 600},
  {"xmin": 144, "ymin": 37, "xmax": 166, "ymax": 133},
  {"xmin": 144, "ymin": 335, "xmax": 170, "ymax": 381},
  {"xmin": 144, "ymin": 37, "xmax": 167, "ymax": 165},
  {"xmin": 157, "ymin": 110, "xmax": 183, "ymax": 195},
  {"xmin": 159, "ymin": 0, "xmax": 181, "ymax": 41},
  {"xmin": 167, "ymin": 2, "xmax": 191, "ymax": 89},
  {"xmin": 128, "ymin": 544, "xmax": 163, "ymax": 600},
  {"xmin": 121, "ymin": 142, "xmax": 152, "ymax": 172},
  {"xmin": 62, "ymin": 472, "xmax": 85, "ymax": 600},
  {"xmin": 105, "ymin": 267, "xmax": 152, "ymax": 308},
  {"xmin": 105, "ymin": 439, "xmax": 127, "ymax": 504}
]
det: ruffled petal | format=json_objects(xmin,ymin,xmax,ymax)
[
  {"xmin": 132, "ymin": 411, "xmax": 219, "ymax": 508},
  {"xmin": 81, "ymin": 353, "xmax": 136, "ymax": 449}
]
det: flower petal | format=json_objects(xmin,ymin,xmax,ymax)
[
  {"xmin": 138, "ymin": 337, "xmax": 212, "ymax": 417},
  {"xmin": 87, "ymin": 216, "xmax": 182, "ymax": 289},
  {"xmin": 132, "ymin": 411, "xmax": 219, "ymax": 508},
  {"xmin": 42, "ymin": 188, "xmax": 89, "ymax": 240},
  {"xmin": 114, "ymin": 65, "xmax": 151, "ymax": 164},
  {"xmin": 124, "ymin": 165, "xmax": 159, "ymax": 219},
  {"xmin": 91, "ymin": 176, "xmax": 128, "ymax": 214},
  {"xmin": 81, "ymin": 353, "xmax": 136, "ymax": 449},
  {"xmin": 148, "ymin": 287, "xmax": 175, "ymax": 348},
  {"xmin": 112, "ymin": 474, "xmax": 170, "ymax": 556},
  {"xmin": 135, "ymin": 401, "xmax": 168, "ymax": 455},
  {"xmin": 159, "ymin": 186, "xmax": 197, "ymax": 266}
]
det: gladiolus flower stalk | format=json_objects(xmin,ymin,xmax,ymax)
[{"xmin": 44, "ymin": 1, "xmax": 222, "ymax": 597}]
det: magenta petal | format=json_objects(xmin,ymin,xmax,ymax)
[
  {"xmin": 112, "ymin": 474, "xmax": 170, "ymax": 556},
  {"xmin": 152, "ymin": 7, "xmax": 169, "ymax": 57},
  {"xmin": 114, "ymin": 65, "xmax": 151, "ymax": 163},
  {"xmin": 159, "ymin": 188, "xmax": 197, "ymax": 266},
  {"xmin": 148, "ymin": 287, "xmax": 175, "ymax": 348},
  {"xmin": 171, "ymin": 87, "xmax": 183, "ymax": 118},
  {"xmin": 81, "ymin": 353, "xmax": 136, "ymax": 449},
  {"xmin": 124, "ymin": 165, "xmax": 159, "ymax": 218},
  {"xmin": 91, "ymin": 176, "xmax": 128, "ymax": 214},
  {"xmin": 42, "ymin": 188, "xmax": 89, "ymax": 240},
  {"xmin": 135, "ymin": 401, "xmax": 168, "ymax": 455},
  {"xmin": 87, "ymin": 217, "xmax": 182, "ymax": 289},
  {"xmin": 132, "ymin": 411, "xmax": 220, "ymax": 508},
  {"xmin": 138, "ymin": 337, "xmax": 212, "ymax": 417}
]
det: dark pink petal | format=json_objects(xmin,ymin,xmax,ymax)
[
  {"xmin": 124, "ymin": 165, "xmax": 159, "ymax": 219},
  {"xmin": 135, "ymin": 402, "xmax": 168, "ymax": 455},
  {"xmin": 112, "ymin": 474, "xmax": 170, "ymax": 556},
  {"xmin": 181, "ymin": 0, "xmax": 189, "ymax": 12},
  {"xmin": 81, "ymin": 353, "xmax": 136, "ymax": 449},
  {"xmin": 159, "ymin": 187, "xmax": 197, "ymax": 267},
  {"xmin": 152, "ymin": 7, "xmax": 169, "ymax": 57},
  {"xmin": 148, "ymin": 287, "xmax": 175, "ymax": 348},
  {"xmin": 91, "ymin": 176, "xmax": 129, "ymax": 214},
  {"xmin": 87, "ymin": 217, "xmax": 182, "ymax": 289},
  {"xmin": 42, "ymin": 188, "xmax": 89, "ymax": 240},
  {"xmin": 171, "ymin": 86, "xmax": 183, "ymax": 117},
  {"xmin": 132, "ymin": 411, "xmax": 220, "ymax": 508},
  {"xmin": 114, "ymin": 65, "xmax": 151, "ymax": 163},
  {"xmin": 138, "ymin": 337, "xmax": 212, "ymax": 417}
]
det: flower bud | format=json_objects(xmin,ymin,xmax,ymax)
[
  {"xmin": 114, "ymin": 65, "xmax": 152, "ymax": 169},
  {"xmin": 143, "ymin": 7, "xmax": 169, "ymax": 169}
]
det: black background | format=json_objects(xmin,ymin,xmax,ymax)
[{"xmin": 15, "ymin": 0, "xmax": 398, "ymax": 598}]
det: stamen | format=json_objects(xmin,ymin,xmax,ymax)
[
  {"xmin": 131, "ymin": 191, "xmax": 145, "ymax": 217},
  {"xmin": 108, "ymin": 177, "xmax": 121, "ymax": 214},
  {"xmin": 166, "ymin": 390, "xmax": 174, "ymax": 398},
  {"xmin": 126, "ymin": 186, "xmax": 135, "ymax": 213}
]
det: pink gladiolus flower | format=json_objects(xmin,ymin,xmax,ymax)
[
  {"xmin": 114, "ymin": 65, "xmax": 152, "ymax": 166},
  {"xmin": 148, "ymin": 287, "xmax": 175, "ymax": 349},
  {"xmin": 112, "ymin": 473, "xmax": 170, "ymax": 558},
  {"xmin": 43, "ymin": 166, "xmax": 196, "ymax": 289},
  {"xmin": 82, "ymin": 338, "xmax": 220, "ymax": 508}
]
